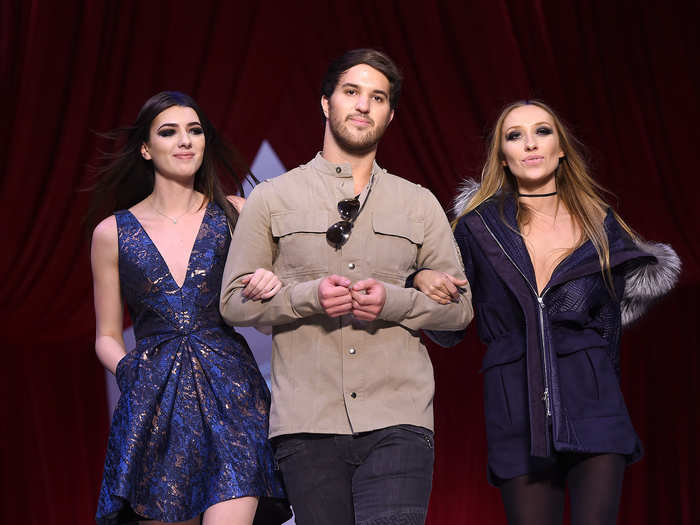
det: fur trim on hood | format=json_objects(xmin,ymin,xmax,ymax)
[
  {"xmin": 620, "ymin": 240, "xmax": 681, "ymax": 326},
  {"xmin": 451, "ymin": 178, "xmax": 482, "ymax": 219},
  {"xmin": 450, "ymin": 179, "xmax": 681, "ymax": 327}
]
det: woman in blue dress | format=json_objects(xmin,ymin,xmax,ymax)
[
  {"xmin": 412, "ymin": 100, "xmax": 680, "ymax": 525},
  {"xmin": 88, "ymin": 91, "xmax": 290, "ymax": 525}
]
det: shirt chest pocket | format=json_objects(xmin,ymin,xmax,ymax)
[
  {"xmin": 371, "ymin": 212, "xmax": 424, "ymax": 283},
  {"xmin": 271, "ymin": 211, "xmax": 329, "ymax": 278}
]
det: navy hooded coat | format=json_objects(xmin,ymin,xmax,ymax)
[{"xmin": 428, "ymin": 186, "xmax": 680, "ymax": 483}]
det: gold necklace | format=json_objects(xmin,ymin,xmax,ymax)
[{"xmin": 151, "ymin": 195, "xmax": 199, "ymax": 224}]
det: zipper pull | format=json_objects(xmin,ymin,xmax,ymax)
[
  {"xmin": 537, "ymin": 295, "xmax": 545, "ymax": 309},
  {"xmin": 542, "ymin": 388, "xmax": 552, "ymax": 417}
]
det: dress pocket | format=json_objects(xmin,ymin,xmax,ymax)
[
  {"xmin": 115, "ymin": 353, "xmax": 131, "ymax": 392},
  {"xmin": 271, "ymin": 211, "xmax": 329, "ymax": 278}
]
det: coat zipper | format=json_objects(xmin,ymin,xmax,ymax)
[
  {"xmin": 536, "ymin": 294, "xmax": 552, "ymax": 417},
  {"xmin": 476, "ymin": 211, "xmax": 552, "ymax": 418}
]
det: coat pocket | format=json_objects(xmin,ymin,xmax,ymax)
[
  {"xmin": 271, "ymin": 211, "xmax": 329, "ymax": 278},
  {"xmin": 481, "ymin": 333, "xmax": 527, "ymax": 429},
  {"xmin": 479, "ymin": 332, "xmax": 525, "ymax": 373},
  {"xmin": 554, "ymin": 328, "xmax": 624, "ymax": 417}
]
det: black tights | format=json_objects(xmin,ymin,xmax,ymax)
[{"xmin": 499, "ymin": 453, "xmax": 626, "ymax": 525}]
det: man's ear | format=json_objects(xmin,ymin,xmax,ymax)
[
  {"xmin": 141, "ymin": 143, "xmax": 151, "ymax": 160},
  {"xmin": 387, "ymin": 109, "xmax": 394, "ymax": 125},
  {"xmin": 321, "ymin": 96, "xmax": 329, "ymax": 120}
]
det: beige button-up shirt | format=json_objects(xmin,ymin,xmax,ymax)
[{"xmin": 220, "ymin": 153, "xmax": 473, "ymax": 437}]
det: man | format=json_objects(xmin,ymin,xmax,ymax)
[{"xmin": 220, "ymin": 49, "xmax": 473, "ymax": 525}]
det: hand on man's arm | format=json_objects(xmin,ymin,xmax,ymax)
[
  {"xmin": 414, "ymin": 269, "xmax": 468, "ymax": 305},
  {"xmin": 220, "ymin": 184, "xmax": 324, "ymax": 326},
  {"xmin": 376, "ymin": 188, "xmax": 473, "ymax": 331}
]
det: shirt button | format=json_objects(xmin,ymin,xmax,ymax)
[
  {"xmin": 336, "ymin": 166, "xmax": 342, "ymax": 173},
  {"xmin": 348, "ymin": 262, "xmax": 355, "ymax": 270},
  {"xmin": 350, "ymin": 392, "xmax": 357, "ymax": 398},
  {"xmin": 348, "ymin": 347, "xmax": 356, "ymax": 355}
]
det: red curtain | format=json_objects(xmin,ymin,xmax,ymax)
[{"xmin": 2, "ymin": 1, "xmax": 697, "ymax": 523}]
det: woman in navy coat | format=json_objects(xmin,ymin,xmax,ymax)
[{"xmin": 414, "ymin": 100, "xmax": 680, "ymax": 524}]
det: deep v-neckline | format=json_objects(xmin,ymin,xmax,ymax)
[
  {"xmin": 477, "ymin": 201, "xmax": 569, "ymax": 296},
  {"xmin": 128, "ymin": 201, "xmax": 211, "ymax": 290}
]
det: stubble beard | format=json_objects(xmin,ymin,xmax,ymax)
[{"xmin": 328, "ymin": 108, "xmax": 389, "ymax": 154}]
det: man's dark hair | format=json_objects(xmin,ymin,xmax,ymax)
[{"xmin": 320, "ymin": 48, "xmax": 403, "ymax": 121}]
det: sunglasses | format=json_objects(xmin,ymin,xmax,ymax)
[{"xmin": 326, "ymin": 196, "xmax": 361, "ymax": 249}]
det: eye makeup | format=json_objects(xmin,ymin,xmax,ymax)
[
  {"xmin": 156, "ymin": 125, "xmax": 203, "ymax": 138},
  {"xmin": 505, "ymin": 126, "xmax": 554, "ymax": 142}
]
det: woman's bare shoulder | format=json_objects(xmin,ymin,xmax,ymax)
[
  {"xmin": 91, "ymin": 215, "xmax": 118, "ymax": 256},
  {"xmin": 226, "ymin": 195, "xmax": 246, "ymax": 212}
]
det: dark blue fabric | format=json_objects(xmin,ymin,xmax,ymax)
[
  {"xmin": 430, "ymin": 196, "xmax": 655, "ymax": 483},
  {"xmin": 96, "ymin": 202, "xmax": 288, "ymax": 524}
]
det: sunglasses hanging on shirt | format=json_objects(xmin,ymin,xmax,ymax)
[{"xmin": 326, "ymin": 196, "xmax": 361, "ymax": 249}]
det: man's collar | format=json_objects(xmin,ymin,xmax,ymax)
[{"xmin": 311, "ymin": 152, "xmax": 383, "ymax": 179}]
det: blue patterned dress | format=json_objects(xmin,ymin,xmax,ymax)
[{"xmin": 96, "ymin": 202, "xmax": 289, "ymax": 524}]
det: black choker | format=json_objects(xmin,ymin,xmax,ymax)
[{"xmin": 518, "ymin": 191, "xmax": 557, "ymax": 198}]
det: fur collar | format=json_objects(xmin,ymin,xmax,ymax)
[
  {"xmin": 451, "ymin": 179, "xmax": 681, "ymax": 327},
  {"xmin": 451, "ymin": 178, "xmax": 482, "ymax": 219}
]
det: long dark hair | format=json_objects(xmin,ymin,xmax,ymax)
[{"xmin": 85, "ymin": 91, "xmax": 253, "ymax": 234}]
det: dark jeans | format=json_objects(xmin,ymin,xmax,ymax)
[{"xmin": 272, "ymin": 425, "xmax": 435, "ymax": 525}]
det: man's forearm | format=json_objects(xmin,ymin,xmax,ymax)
[
  {"xmin": 220, "ymin": 276, "xmax": 323, "ymax": 327},
  {"xmin": 379, "ymin": 281, "xmax": 473, "ymax": 331}
]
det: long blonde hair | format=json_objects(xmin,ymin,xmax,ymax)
[{"xmin": 454, "ymin": 100, "xmax": 636, "ymax": 289}]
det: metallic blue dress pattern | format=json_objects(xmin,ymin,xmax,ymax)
[{"xmin": 96, "ymin": 202, "xmax": 288, "ymax": 524}]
